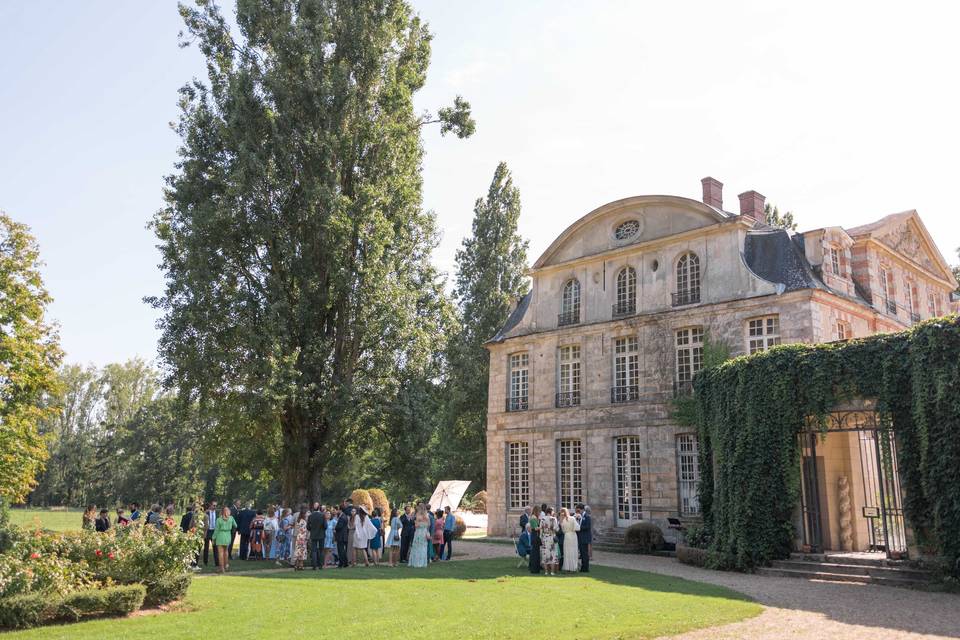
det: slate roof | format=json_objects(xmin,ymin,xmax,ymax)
[
  {"xmin": 743, "ymin": 228, "xmax": 824, "ymax": 292},
  {"xmin": 487, "ymin": 292, "xmax": 531, "ymax": 343}
]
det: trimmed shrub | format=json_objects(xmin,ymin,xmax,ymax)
[
  {"xmin": 623, "ymin": 522, "xmax": 664, "ymax": 554},
  {"xmin": 676, "ymin": 544, "xmax": 709, "ymax": 568},
  {"xmin": 471, "ymin": 490, "xmax": 487, "ymax": 514},
  {"xmin": 0, "ymin": 592, "xmax": 46, "ymax": 629},
  {"xmin": 143, "ymin": 573, "xmax": 191, "ymax": 607},
  {"xmin": 683, "ymin": 523, "xmax": 710, "ymax": 549},
  {"xmin": 349, "ymin": 489, "xmax": 374, "ymax": 515},
  {"xmin": 58, "ymin": 584, "xmax": 147, "ymax": 623},
  {"xmin": 367, "ymin": 488, "xmax": 390, "ymax": 519},
  {"xmin": 452, "ymin": 515, "xmax": 467, "ymax": 540},
  {"xmin": 105, "ymin": 584, "xmax": 147, "ymax": 615}
]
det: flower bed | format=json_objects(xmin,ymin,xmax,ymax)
[{"xmin": 0, "ymin": 520, "xmax": 200, "ymax": 629}]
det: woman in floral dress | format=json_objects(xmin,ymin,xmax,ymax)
[
  {"xmin": 539, "ymin": 506, "xmax": 559, "ymax": 575},
  {"xmin": 292, "ymin": 508, "xmax": 308, "ymax": 571},
  {"xmin": 408, "ymin": 505, "xmax": 430, "ymax": 568}
]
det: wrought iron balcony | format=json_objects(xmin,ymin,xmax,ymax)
[
  {"xmin": 506, "ymin": 396, "xmax": 528, "ymax": 412},
  {"xmin": 671, "ymin": 289, "xmax": 700, "ymax": 307},
  {"xmin": 557, "ymin": 310, "xmax": 580, "ymax": 327},
  {"xmin": 885, "ymin": 299, "xmax": 897, "ymax": 315},
  {"xmin": 555, "ymin": 391, "xmax": 580, "ymax": 408},
  {"xmin": 612, "ymin": 301, "xmax": 637, "ymax": 318},
  {"xmin": 610, "ymin": 385, "xmax": 640, "ymax": 404},
  {"xmin": 673, "ymin": 379, "xmax": 694, "ymax": 398}
]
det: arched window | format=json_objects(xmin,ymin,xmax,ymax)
[
  {"xmin": 613, "ymin": 267, "xmax": 637, "ymax": 317},
  {"xmin": 674, "ymin": 252, "xmax": 701, "ymax": 306},
  {"xmin": 559, "ymin": 279, "xmax": 581, "ymax": 326}
]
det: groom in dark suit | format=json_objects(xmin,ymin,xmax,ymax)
[
  {"xmin": 399, "ymin": 505, "xmax": 415, "ymax": 563},
  {"xmin": 576, "ymin": 503, "xmax": 592, "ymax": 573}
]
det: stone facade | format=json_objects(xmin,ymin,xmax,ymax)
[{"xmin": 484, "ymin": 178, "xmax": 958, "ymax": 540}]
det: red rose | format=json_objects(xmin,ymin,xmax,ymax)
[
  {"xmin": 29, "ymin": 552, "xmax": 40, "ymax": 559},
  {"xmin": 95, "ymin": 549, "xmax": 103, "ymax": 557}
]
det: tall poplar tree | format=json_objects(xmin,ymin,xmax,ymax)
[
  {"xmin": 440, "ymin": 162, "xmax": 529, "ymax": 485},
  {"xmin": 150, "ymin": 0, "xmax": 473, "ymax": 503}
]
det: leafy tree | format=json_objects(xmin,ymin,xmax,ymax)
[
  {"xmin": 440, "ymin": 162, "xmax": 530, "ymax": 485},
  {"xmin": 150, "ymin": 0, "xmax": 472, "ymax": 504},
  {"xmin": 0, "ymin": 213, "xmax": 62, "ymax": 502},
  {"xmin": 764, "ymin": 203, "xmax": 797, "ymax": 230}
]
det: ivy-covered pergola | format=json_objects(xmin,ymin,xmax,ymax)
[{"xmin": 693, "ymin": 315, "xmax": 960, "ymax": 576}]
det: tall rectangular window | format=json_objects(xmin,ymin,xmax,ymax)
[
  {"xmin": 675, "ymin": 327, "xmax": 704, "ymax": 387},
  {"xmin": 507, "ymin": 442, "xmax": 529, "ymax": 509},
  {"xmin": 836, "ymin": 320, "xmax": 850, "ymax": 341},
  {"xmin": 830, "ymin": 246, "xmax": 841, "ymax": 276},
  {"xmin": 556, "ymin": 345, "xmax": 581, "ymax": 407},
  {"xmin": 557, "ymin": 439, "xmax": 583, "ymax": 511},
  {"xmin": 907, "ymin": 282, "xmax": 920, "ymax": 321},
  {"xmin": 747, "ymin": 315, "xmax": 781, "ymax": 354},
  {"xmin": 507, "ymin": 353, "xmax": 529, "ymax": 411},
  {"xmin": 677, "ymin": 434, "xmax": 700, "ymax": 516},
  {"xmin": 612, "ymin": 336, "xmax": 639, "ymax": 402},
  {"xmin": 615, "ymin": 436, "xmax": 643, "ymax": 523},
  {"xmin": 880, "ymin": 267, "xmax": 896, "ymax": 315}
]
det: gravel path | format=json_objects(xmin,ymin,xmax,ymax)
[{"xmin": 455, "ymin": 541, "xmax": 960, "ymax": 639}]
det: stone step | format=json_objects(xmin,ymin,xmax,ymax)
[
  {"xmin": 758, "ymin": 566, "xmax": 929, "ymax": 588},
  {"xmin": 772, "ymin": 560, "xmax": 931, "ymax": 581},
  {"xmin": 789, "ymin": 552, "xmax": 910, "ymax": 568}
]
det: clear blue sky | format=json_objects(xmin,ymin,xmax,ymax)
[{"xmin": 2, "ymin": 1, "xmax": 958, "ymax": 366}]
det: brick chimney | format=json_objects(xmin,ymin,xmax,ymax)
[
  {"xmin": 701, "ymin": 176, "xmax": 723, "ymax": 209},
  {"xmin": 738, "ymin": 190, "xmax": 766, "ymax": 224}
]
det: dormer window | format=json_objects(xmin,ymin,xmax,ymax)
[
  {"xmin": 829, "ymin": 246, "xmax": 842, "ymax": 277},
  {"xmin": 614, "ymin": 220, "xmax": 640, "ymax": 241}
]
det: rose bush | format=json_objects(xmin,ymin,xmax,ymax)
[{"xmin": 0, "ymin": 519, "xmax": 200, "ymax": 616}]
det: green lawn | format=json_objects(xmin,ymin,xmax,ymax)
[
  {"xmin": 7, "ymin": 508, "xmax": 84, "ymax": 532},
  {"xmin": 5, "ymin": 557, "xmax": 760, "ymax": 639}
]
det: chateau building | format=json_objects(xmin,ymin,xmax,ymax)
[{"xmin": 484, "ymin": 177, "xmax": 958, "ymax": 546}]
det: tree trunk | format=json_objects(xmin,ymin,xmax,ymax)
[{"xmin": 279, "ymin": 408, "xmax": 326, "ymax": 507}]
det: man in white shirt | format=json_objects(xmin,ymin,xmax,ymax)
[{"xmin": 203, "ymin": 501, "xmax": 219, "ymax": 567}]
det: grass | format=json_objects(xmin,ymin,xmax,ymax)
[
  {"xmin": 4, "ymin": 557, "xmax": 760, "ymax": 639},
  {"xmin": 7, "ymin": 508, "xmax": 84, "ymax": 532}
]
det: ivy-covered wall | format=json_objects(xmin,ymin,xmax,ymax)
[{"xmin": 694, "ymin": 315, "xmax": 960, "ymax": 575}]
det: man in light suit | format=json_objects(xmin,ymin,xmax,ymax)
[
  {"xmin": 576, "ymin": 503, "xmax": 592, "ymax": 573},
  {"xmin": 203, "ymin": 501, "xmax": 219, "ymax": 567}
]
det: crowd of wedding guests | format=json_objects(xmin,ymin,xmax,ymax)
[
  {"xmin": 515, "ymin": 503, "xmax": 592, "ymax": 575},
  {"xmin": 80, "ymin": 498, "xmax": 459, "ymax": 575}
]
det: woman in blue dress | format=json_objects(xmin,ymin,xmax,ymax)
[
  {"xmin": 369, "ymin": 508, "xmax": 384, "ymax": 567},
  {"xmin": 385, "ymin": 507, "xmax": 401, "ymax": 567},
  {"xmin": 323, "ymin": 510, "xmax": 336, "ymax": 567},
  {"xmin": 408, "ymin": 505, "xmax": 430, "ymax": 568}
]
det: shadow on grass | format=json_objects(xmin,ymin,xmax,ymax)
[{"xmin": 216, "ymin": 556, "xmax": 756, "ymax": 603}]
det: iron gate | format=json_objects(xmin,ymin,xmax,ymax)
[{"xmin": 798, "ymin": 408, "xmax": 906, "ymax": 557}]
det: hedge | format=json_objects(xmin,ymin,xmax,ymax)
[
  {"xmin": 0, "ymin": 584, "xmax": 146, "ymax": 630},
  {"xmin": 694, "ymin": 315, "xmax": 960, "ymax": 574}
]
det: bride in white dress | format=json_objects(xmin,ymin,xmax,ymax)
[{"xmin": 559, "ymin": 508, "xmax": 581, "ymax": 572}]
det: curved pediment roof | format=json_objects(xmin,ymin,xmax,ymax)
[{"xmin": 532, "ymin": 195, "xmax": 732, "ymax": 269}]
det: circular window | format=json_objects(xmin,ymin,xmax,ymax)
[
  {"xmin": 651, "ymin": 259, "xmax": 659, "ymax": 272},
  {"xmin": 614, "ymin": 219, "xmax": 640, "ymax": 241}
]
